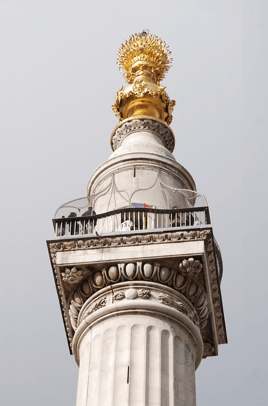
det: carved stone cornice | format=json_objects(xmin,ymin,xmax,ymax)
[
  {"xmin": 205, "ymin": 238, "xmax": 227, "ymax": 345},
  {"xmin": 50, "ymin": 252, "xmax": 74, "ymax": 348},
  {"xmin": 110, "ymin": 118, "xmax": 175, "ymax": 152},
  {"xmin": 48, "ymin": 229, "xmax": 210, "ymax": 253}
]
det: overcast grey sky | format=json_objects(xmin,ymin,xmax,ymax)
[{"xmin": 1, "ymin": 0, "xmax": 267, "ymax": 405}]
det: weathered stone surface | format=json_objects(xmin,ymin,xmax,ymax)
[
  {"xmin": 73, "ymin": 282, "xmax": 203, "ymax": 406},
  {"xmin": 47, "ymin": 114, "xmax": 226, "ymax": 406}
]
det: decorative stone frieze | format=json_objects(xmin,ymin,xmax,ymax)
[
  {"xmin": 158, "ymin": 293, "xmax": 187, "ymax": 314},
  {"xmin": 49, "ymin": 229, "xmax": 210, "ymax": 253},
  {"xmin": 111, "ymin": 118, "xmax": 175, "ymax": 152},
  {"xmin": 114, "ymin": 291, "xmax": 125, "ymax": 300},
  {"xmin": 92, "ymin": 297, "xmax": 106, "ymax": 312},
  {"xmin": 68, "ymin": 260, "xmax": 207, "ymax": 334},
  {"xmin": 114, "ymin": 289, "xmax": 151, "ymax": 300},
  {"xmin": 76, "ymin": 282, "xmax": 200, "ymax": 336},
  {"xmin": 138, "ymin": 289, "xmax": 151, "ymax": 299}
]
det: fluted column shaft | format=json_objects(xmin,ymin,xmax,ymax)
[{"xmin": 73, "ymin": 283, "xmax": 203, "ymax": 406}]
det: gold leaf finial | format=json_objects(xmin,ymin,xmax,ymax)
[
  {"xmin": 112, "ymin": 33, "xmax": 176, "ymax": 125},
  {"xmin": 117, "ymin": 32, "xmax": 173, "ymax": 84}
]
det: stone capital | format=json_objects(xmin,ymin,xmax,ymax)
[{"xmin": 47, "ymin": 228, "xmax": 226, "ymax": 358}]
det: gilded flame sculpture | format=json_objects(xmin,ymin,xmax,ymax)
[
  {"xmin": 117, "ymin": 32, "xmax": 173, "ymax": 84},
  {"xmin": 112, "ymin": 32, "xmax": 176, "ymax": 125}
]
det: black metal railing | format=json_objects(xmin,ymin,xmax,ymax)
[
  {"xmin": 52, "ymin": 206, "xmax": 223, "ymax": 280},
  {"xmin": 53, "ymin": 206, "xmax": 210, "ymax": 237}
]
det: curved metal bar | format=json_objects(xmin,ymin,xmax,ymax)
[
  {"xmin": 158, "ymin": 181, "xmax": 208, "ymax": 207},
  {"xmin": 130, "ymin": 170, "xmax": 160, "ymax": 202}
]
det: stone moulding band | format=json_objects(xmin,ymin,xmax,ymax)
[
  {"xmin": 77, "ymin": 281, "xmax": 200, "ymax": 327},
  {"xmin": 72, "ymin": 299, "xmax": 204, "ymax": 369},
  {"xmin": 110, "ymin": 117, "xmax": 175, "ymax": 152},
  {"xmin": 49, "ymin": 229, "xmax": 210, "ymax": 252}
]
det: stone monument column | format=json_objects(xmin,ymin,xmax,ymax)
[
  {"xmin": 73, "ymin": 279, "xmax": 203, "ymax": 406},
  {"xmin": 47, "ymin": 32, "xmax": 227, "ymax": 406}
]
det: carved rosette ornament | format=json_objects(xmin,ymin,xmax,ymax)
[
  {"xmin": 61, "ymin": 267, "xmax": 89, "ymax": 284},
  {"xmin": 179, "ymin": 258, "xmax": 202, "ymax": 278},
  {"xmin": 112, "ymin": 32, "xmax": 176, "ymax": 127}
]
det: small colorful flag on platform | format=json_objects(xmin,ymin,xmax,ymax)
[{"xmin": 131, "ymin": 203, "xmax": 148, "ymax": 208}]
